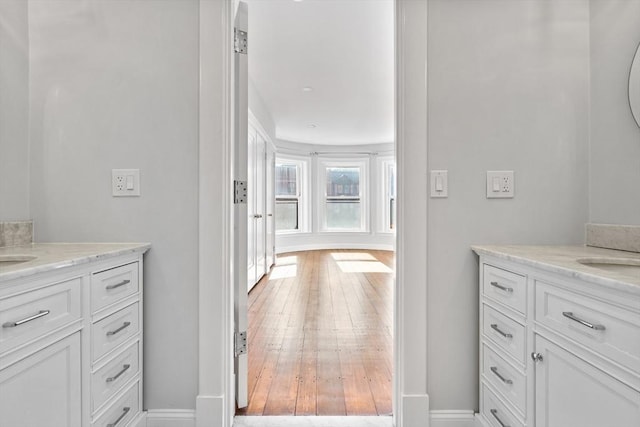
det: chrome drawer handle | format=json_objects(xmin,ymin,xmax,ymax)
[
  {"xmin": 490, "ymin": 409, "xmax": 510, "ymax": 427},
  {"xmin": 106, "ymin": 279, "xmax": 130, "ymax": 290},
  {"xmin": 106, "ymin": 364, "xmax": 131, "ymax": 383},
  {"xmin": 490, "ymin": 366, "xmax": 513, "ymax": 385},
  {"xmin": 490, "ymin": 281, "xmax": 513, "ymax": 293},
  {"xmin": 106, "ymin": 321, "xmax": 131, "ymax": 337},
  {"xmin": 107, "ymin": 407, "xmax": 130, "ymax": 427},
  {"xmin": 562, "ymin": 312, "xmax": 605, "ymax": 331},
  {"xmin": 2, "ymin": 310, "xmax": 50, "ymax": 328},
  {"xmin": 253, "ymin": 214, "xmax": 263, "ymax": 218},
  {"xmin": 491, "ymin": 323, "xmax": 513, "ymax": 338}
]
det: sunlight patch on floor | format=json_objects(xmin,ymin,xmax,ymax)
[
  {"xmin": 269, "ymin": 264, "xmax": 297, "ymax": 280},
  {"xmin": 277, "ymin": 255, "xmax": 298, "ymax": 266},
  {"xmin": 331, "ymin": 252, "xmax": 377, "ymax": 261},
  {"xmin": 337, "ymin": 261, "xmax": 392, "ymax": 273}
]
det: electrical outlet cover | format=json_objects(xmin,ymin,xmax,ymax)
[
  {"xmin": 112, "ymin": 169, "xmax": 140, "ymax": 197},
  {"xmin": 486, "ymin": 171, "xmax": 514, "ymax": 198}
]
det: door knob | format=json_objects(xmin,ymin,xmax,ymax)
[{"xmin": 531, "ymin": 352, "xmax": 543, "ymax": 362}]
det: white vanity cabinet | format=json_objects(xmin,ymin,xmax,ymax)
[
  {"xmin": 0, "ymin": 244, "xmax": 148, "ymax": 427},
  {"xmin": 474, "ymin": 247, "xmax": 640, "ymax": 427}
]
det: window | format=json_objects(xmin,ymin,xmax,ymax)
[
  {"xmin": 275, "ymin": 157, "xmax": 308, "ymax": 233},
  {"xmin": 320, "ymin": 159, "xmax": 368, "ymax": 232},
  {"xmin": 387, "ymin": 163, "xmax": 396, "ymax": 231}
]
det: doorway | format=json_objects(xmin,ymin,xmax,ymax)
[{"xmin": 235, "ymin": 0, "xmax": 396, "ymax": 420}]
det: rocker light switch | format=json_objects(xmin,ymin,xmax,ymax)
[{"xmin": 430, "ymin": 170, "xmax": 448, "ymax": 198}]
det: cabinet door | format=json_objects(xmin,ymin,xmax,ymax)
[
  {"xmin": 255, "ymin": 133, "xmax": 266, "ymax": 280},
  {"xmin": 265, "ymin": 143, "xmax": 275, "ymax": 269},
  {"xmin": 0, "ymin": 333, "xmax": 81, "ymax": 427},
  {"xmin": 247, "ymin": 128, "xmax": 257, "ymax": 289},
  {"xmin": 534, "ymin": 335, "xmax": 640, "ymax": 427}
]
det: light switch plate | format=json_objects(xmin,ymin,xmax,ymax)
[
  {"xmin": 112, "ymin": 169, "xmax": 140, "ymax": 197},
  {"xmin": 430, "ymin": 170, "xmax": 448, "ymax": 198},
  {"xmin": 486, "ymin": 171, "xmax": 514, "ymax": 198}
]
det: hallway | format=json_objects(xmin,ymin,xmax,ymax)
[{"xmin": 238, "ymin": 250, "xmax": 394, "ymax": 416}]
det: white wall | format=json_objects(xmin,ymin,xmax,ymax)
[
  {"xmin": 426, "ymin": 0, "xmax": 590, "ymax": 410},
  {"xmin": 27, "ymin": 0, "xmax": 199, "ymax": 410},
  {"xmin": 0, "ymin": 0, "xmax": 29, "ymax": 220},
  {"xmin": 589, "ymin": 0, "xmax": 640, "ymax": 225},
  {"xmin": 249, "ymin": 78, "xmax": 276, "ymax": 142},
  {"xmin": 275, "ymin": 140, "xmax": 394, "ymax": 253}
]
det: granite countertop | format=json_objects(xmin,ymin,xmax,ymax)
[
  {"xmin": 0, "ymin": 243, "xmax": 151, "ymax": 283},
  {"xmin": 471, "ymin": 245, "xmax": 640, "ymax": 293}
]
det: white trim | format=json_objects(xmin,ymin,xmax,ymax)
[
  {"xmin": 146, "ymin": 410, "xmax": 196, "ymax": 427},
  {"xmin": 430, "ymin": 411, "xmax": 477, "ymax": 427},
  {"xmin": 197, "ymin": 1, "xmax": 234, "ymax": 427},
  {"xmin": 276, "ymin": 242, "xmax": 394, "ymax": 254}
]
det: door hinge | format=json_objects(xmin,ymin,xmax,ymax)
[
  {"xmin": 235, "ymin": 331, "xmax": 247, "ymax": 356},
  {"xmin": 234, "ymin": 28, "xmax": 248, "ymax": 54},
  {"xmin": 234, "ymin": 180, "xmax": 247, "ymax": 204}
]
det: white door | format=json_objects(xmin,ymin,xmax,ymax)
[
  {"xmin": 266, "ymin": 144, "xmax": 275, "ymax": 268},
  {"xmin": 255, "ymin": 133, "xmax": 267, "ymax": 280},
  {"xmin": 0, "ymin": 333, "xmax": 82, "ymax": 427},
  {"xmin": 233, "ymin": 0, "xmax": 249, "ymax": 409},
  {"xmin": 534, "ymin": 334, "xmax": 640, "ymax": 427},
  {"xmin": 247, "ymin": 128, "xmax": 257, "ymax": 289}
]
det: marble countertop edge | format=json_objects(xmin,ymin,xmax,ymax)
[
  {"xmin": 471, "ymin": 245, "xmax": 640, "ymax": 295},
  {"xmin": 0, "ymin": 243, "xmax": 151, "ymax": 283}
]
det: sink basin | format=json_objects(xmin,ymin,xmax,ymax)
[
  {"xmin": 0, "ymin": 255, "xmax": 37, "ymax": 267},
  {"xmin": 577, "ymin": 257, "xmax": 640, "ymax": 277}
]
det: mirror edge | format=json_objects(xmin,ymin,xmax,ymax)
[{"xmin": 629, "ymin": 40, "xmax": 640, "ymax": 129}]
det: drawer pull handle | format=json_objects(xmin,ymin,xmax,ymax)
[
  {"xmin": 106, "ymin": 364, "xmax": 131, "ymax": 383},
  {"xmin": 562, "ymin": 312, "xmax": 606, "ymax": 331},
  {"xmin": 2, "ymin": 310, "xmax": 50, "ymax": 328},
  {"xmin": 490, "ymin": 409, "xmax": 510, "ymax": 427},
  {"xmin": 106, "ymin": 279, "xmax": 130, "ymax": 290},
  {"xmin": 490, "ymin": 366, "xmax": 513, "ymax": 385},
  {"xmin": 490, "ymin": 281, "xmax": 513, "ymax": 293},
  {"xmin": 107, "ymin": 321, "xmax": 131, "ymax": 337},
  {"xmin": 490, "ymin": 324, "xmax": 513, "ymax": 338},
  {"xmin": 107, "ymin": 407, "xmax": 130, "ymax": 427}
]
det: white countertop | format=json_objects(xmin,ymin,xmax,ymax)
[
  {"xmin": 471, "ymin": 245, "xmax": 640, "ymax": 294},
  {"xmin": 0, "ymin": 243, "xmax": 151, "ymax": 282}
]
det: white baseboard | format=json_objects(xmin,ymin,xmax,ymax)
[
  {"xmin": 430, "ymin": 410, "xmax": 477, "ymax": 427},
  {"xmin": 276, "ymin": 242, "xmax": 394, "ymax": 255},
  {"xmin": 196, "ymin": 394, "xmax": 226, "ymax": 427},
  {"xmin": 145, "ymin": 410, "xmax": 196, "ymax": 427}
]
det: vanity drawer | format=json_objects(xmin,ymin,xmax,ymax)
[
  {"xmin": 482, "ymin": 343, "xmax": 526, "ymax": 416},
  {"xmin": 92, "ymin": 341, "xmax": 140, "ymax": 413},
  {"xmin": 483, "ymin": 264, "xmax": 527, "ymax": 315},
  {"xmin": 483, "ymin": 304, "xmax": 526, "ymax": 365},
  {"xmin": 482, "ymin": 383, "xmax": 525, "ymax": 427},
  {"xmin": 91, "ymin": 262, "xmax": 139, "ymax": 313},
  {"xmin": 535, "ymin": 280, "xmax": 640, "ymax": 373},
  {"xmin": 92, "ymin": 303, "xmax": 139, "ymax": 363},
  {"xmin": 92, "ymin": 381, "xmax": 140, "ymax": 427},
  {"xmin": 0, "ymin": 278, "xmax": 82, "ymax": 354}
]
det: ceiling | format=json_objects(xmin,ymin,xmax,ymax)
[{"xmin": 246, "ymin": 0, "xmax": 394, "ymax": 145}]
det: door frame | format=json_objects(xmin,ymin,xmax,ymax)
[{"xmin": 196, "ymin": 1, "xmax": 429, "ymax": 426}]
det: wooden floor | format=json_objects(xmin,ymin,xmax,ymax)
[{"xmin": 237, "ymin": 249, "xmax": 394, "ymax": 416}]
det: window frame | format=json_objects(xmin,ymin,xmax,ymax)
[
  {"xmin": 318, "ymin": 158, "xmax": 370, "ymax": 233},
  {"xmin": 378, "ymin": 157, "xmax": 396, "ymax": 233},
  {"xmin": 274, "ymin": 156, "xmax": 309, "ymax": 234}
]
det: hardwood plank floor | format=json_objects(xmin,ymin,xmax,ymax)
[{"xmin": 237, "ymin": 249, "xmax": 394, "ymax": 416}]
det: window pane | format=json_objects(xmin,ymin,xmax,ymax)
[
  {"xmin": 390, "ymin": 198, "xmax": 395, "ymax": 230},
  {"xmin": 326, "ymin": 167, "xmax": 360, "ymax": 197},
  {"xmin": 276, "ymin": 199, "xmax": 298, "ymax": 231},
  {"xmin": 275, "ymin": 164, "xmax": 297, "ymax": 196},
  {"xmin": 388, "ymin": 165, "xmax": 396, "ymax": 198},
  {"xmin": 326, "ymin": 200, "xmax": 361, "ymax": 229}
]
